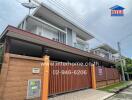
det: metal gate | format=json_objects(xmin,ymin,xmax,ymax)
[{"xmin": 49, "ymin": 61, "xmax": 92, "ymax": 95}]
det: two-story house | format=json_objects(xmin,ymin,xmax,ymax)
[{"xmin": 0, "ymin": 3, "xmax": 120, "ymax": 100}]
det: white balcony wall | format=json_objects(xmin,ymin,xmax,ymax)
[
  {"xmin": 36, "ymin": 25, "xmax": 58, "ymax": 40},
  {"xmin": 75, "ymin": 36, "xmax": 89, "ymax": 51},
  {"xmin": 26, "ymin": 25, "xmax": 37, "ymax": 34},
  {"xmin": 28, "ymin": 24, "xmax": 67, "ymax": 44},
  {"xmin": 26, "ymin": 24, "xmax": 59, "ymax": 41},
  {"xmin": 19, "ymin": 16, "xmax": 90, "ymax": 51}
]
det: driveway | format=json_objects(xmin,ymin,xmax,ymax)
[
  {"xmin": 49, "ymin": 89, "xmax": 114, "ymax": 100},
  {"xmin": 106, "ymin": 86, "xmax": 132, "ymax": 100}
]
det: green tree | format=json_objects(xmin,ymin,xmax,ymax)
[
  {"xmin": 125, "ymin": 58, "xmax": 132, "ymax": 73},
  {"xmin": 115, "ymin": 57, "xmax": 132, "ymax": 73}
]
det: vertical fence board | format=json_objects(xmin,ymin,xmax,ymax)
[
  {"xmin": 96, "ymin": 67, "xmax": 120, "ymax": 88},
  {"xmin": 49, "ymin": 62, "xmax": 120, "ymax": 95},
  {"xmin": 49, "ymin": 62, "xmax": 92, "ymax": 95}
]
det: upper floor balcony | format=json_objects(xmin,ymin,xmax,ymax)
[
  {"xmin": 18, "ymin": 15, "xmax": 90, "ymax": 52},
  {"xmin": 18, "ymin": 4, "xmax": 94, "ymax": 52}
]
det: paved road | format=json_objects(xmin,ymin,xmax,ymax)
[
  {"xmin": 106, "ymin": 86, "xmax": 132, "ymax": 100},
  {"xmin": 49, "ymin": 89, "xmax": 114, "ymax": 100}
]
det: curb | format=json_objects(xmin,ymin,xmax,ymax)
[
  {"xmin": 115, "ymin": 83, "xmax": 132, "ymax": 94},
  {"xmin": 104, "ymin": 83, "xmax": 132, "ymax": 100}
]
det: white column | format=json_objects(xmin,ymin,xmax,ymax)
[
  {"xmin": 72, "ymin": 31, "xmax": 77, "ymax": 47},
  {"xmin": 65, "ymin": 28, "xmax": 68, "ymax": 45}
]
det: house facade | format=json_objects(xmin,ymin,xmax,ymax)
[{"xmin": 0, "ymin": 3, "xmax": 121, "ymax": 100}]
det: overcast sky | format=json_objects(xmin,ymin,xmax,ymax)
[{"xmin": 0, "ymin": 0, "xmax": 132, "ymax": 58}]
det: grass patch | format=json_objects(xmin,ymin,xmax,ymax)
[{"xmin": 98, "ymin": 81, "xmax": 131, "ymax": 93}]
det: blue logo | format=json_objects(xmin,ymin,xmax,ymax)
[{"xmin": 110, "ymin": 5, "xmax": 125, "ymax": 16}]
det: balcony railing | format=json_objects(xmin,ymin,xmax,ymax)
[{"xmin": 74, "ymin": 43, "xmax": 89, "ymax": 51}]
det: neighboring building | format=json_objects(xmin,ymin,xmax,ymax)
[
  {"xmin": 113, "ymin": 53, "xmax": 127, "ymax": 62},
  {"xmin": 113, "ymin": 53, "xmax": 121, "ymax": 61},
  {"xmin": 91, "ymin": 44, "xmax": 118, "ymax": 61}
]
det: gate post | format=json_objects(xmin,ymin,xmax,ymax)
[
  {"xmin": 91, "ymin": 64, "xmax": 96, "ymax": 89},
  {"xmin": 42, "ymin": 55, "xmax": 50, "ymax": 100}
]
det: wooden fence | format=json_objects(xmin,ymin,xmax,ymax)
[
  {"xmin": 49, "ymin": 61, "xmax": 92, "ymax": 95},
  {"xmin": 96, "ymin": 67, "xmax": 120, "ymax": 88},
  {"xmin": 0, "ymin": 53, "xmax": 121, "ymax": 100},
  {"xmin": 0, "ymin": 53, "xmax": 43, "ymax": 100}
]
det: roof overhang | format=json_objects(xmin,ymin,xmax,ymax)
[
  {"xmin": 32, "ymin": 3, "xmax": 94, "ymax": 40},
  {"xmin": 0, "ymin": 26, "xmax": 115, "ymax": 64}
]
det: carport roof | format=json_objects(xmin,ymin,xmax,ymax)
[{"xmin": 0, "ymin": 25, "xmax": 115, "ymax": 64}]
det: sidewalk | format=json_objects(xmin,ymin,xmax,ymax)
[{"xmin": 48, "ymin": 89, "xmax": 114, "ymax": 100}]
